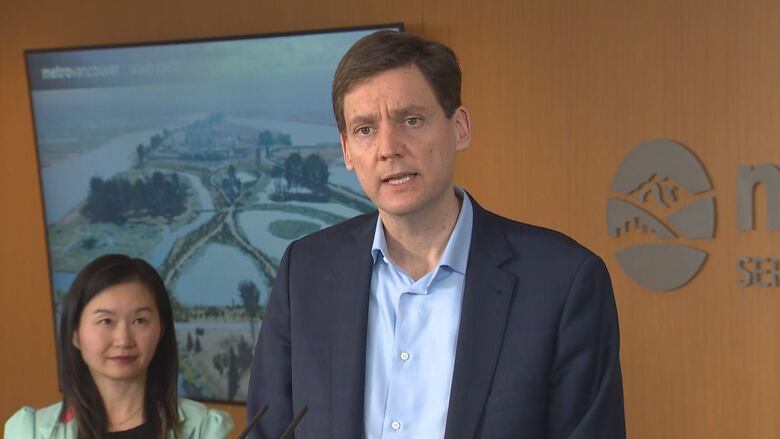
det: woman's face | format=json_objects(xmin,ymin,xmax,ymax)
[{"xmin": 73, "ymin": 281, "xmax": 162, "ymax": 386}]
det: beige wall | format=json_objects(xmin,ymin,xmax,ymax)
[{"xmin": 1, "ymin": 1, "xmax": 778, "ymax": 438}]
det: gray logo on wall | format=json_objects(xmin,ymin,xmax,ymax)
[{"xmin": 607, "ymin": 139, "xmax": 716, "ymax": 291}]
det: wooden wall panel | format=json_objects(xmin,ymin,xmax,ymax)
[
  {"xmin": 426, "ymin": 1, "xmax": 780, "ymax": 438},
  {"xmin": 2, "ymin": 0, "xmax": 778, "ymax": 438}
]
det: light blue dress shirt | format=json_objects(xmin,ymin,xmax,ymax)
[{"xmin": 364, "ymin": 190, "xmax": 474, "ymax": 439}]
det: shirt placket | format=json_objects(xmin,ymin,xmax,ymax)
[{"xmin": 381, "ymin": 283, "xmax": 425, "ymax": 437}]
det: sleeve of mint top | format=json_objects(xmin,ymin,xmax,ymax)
[
  {"xmin": 178, "ymin": 399, "xmax": 235, "ymax": 439},
  {"xmin": 198, "ymin": 408, "xmax": 234, "ymax": 439},
  {"xmin": 4, "ymin": 407, "xmax": 36, "ymax": 439}
]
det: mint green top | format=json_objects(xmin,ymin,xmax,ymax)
[{"xmin": 4, "ymin": 398, "xmax": 233, "ymax": 439}]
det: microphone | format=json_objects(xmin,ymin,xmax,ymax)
[
  {"xmin": 236, "ymin": 404, "xmax": 269, "ymax": 439},
  {"xmin": 278, "ymin": 406, "xmax": 308, "ymax": 439}
]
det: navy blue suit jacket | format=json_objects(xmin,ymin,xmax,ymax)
[{"xmin": 247, "ymin": 198, "xmax": 625, "ymax": 439}]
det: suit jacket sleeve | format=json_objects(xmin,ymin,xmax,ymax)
[
  {"xmin": 548, "ymin": 254, "xmax": 626, "ymax": 438},
  {"xmin": 247, "ymin": 242, "xmax": 295, "ymax": 439}
]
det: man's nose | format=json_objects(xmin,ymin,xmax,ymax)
[{"xmin": 377, "ymin": 124, "xmax": 404, "ymax": 160}]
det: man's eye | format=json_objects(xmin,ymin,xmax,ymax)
[
  {"xmin": 355, "ymin": 127, "xmax": 372, "ymax": 136},
  {"xmin": 404, "ymin": 117, "xmax": 421, "ymax": 127}
]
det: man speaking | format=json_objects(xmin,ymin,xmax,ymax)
[{"xmin": 248, "ymin": 30, "xmax": 626, "ymax": 439}]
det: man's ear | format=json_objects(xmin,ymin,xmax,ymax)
[
  {"xmin": 452, "ymin": 106, "xmax": 472, "ymax": 152},
  {"xmin": 340, "ymin": 133, "xmax": 354, "ymax": 170}
]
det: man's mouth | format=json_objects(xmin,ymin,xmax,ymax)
[{"xmin": 383, "ymin": 173, "xmax": 416, "ymax": 185}]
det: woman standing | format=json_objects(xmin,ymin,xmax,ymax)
[{"xmin": 4, "ymin": 254, "xmax": 233, "ymax": 438}]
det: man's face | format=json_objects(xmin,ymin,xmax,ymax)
[{"xmin": 340, "ymin": 65, "xmax": 471, "ymax": 221}]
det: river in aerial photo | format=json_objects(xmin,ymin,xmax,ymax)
[{"xmin": 172, "ymin": 242, "xmax": 270, "ymax": 307}]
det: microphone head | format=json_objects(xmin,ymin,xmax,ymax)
[
  {"xmin": 236, "ymin": 404, "xmax": 269, "ymax": 439},
  {"xmin": 278, "ymin": 406, "xmax": 309, "ymax": 439}
]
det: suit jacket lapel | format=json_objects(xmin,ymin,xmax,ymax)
[
  {"xmin": 445, "ymin": 202, "xmax": 517, "ymax": 439},
  {"xmin": 330, "ymin": 213, "xmax": 377, "ymax": 438}
]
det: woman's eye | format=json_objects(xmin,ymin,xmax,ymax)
[
  {"xmin": 133, "ymin": 318, "xmax": 147, "ymax": 325},
  {"xmin": 97, "ymin": 319, "xmax": 112, "ymax": 326}
]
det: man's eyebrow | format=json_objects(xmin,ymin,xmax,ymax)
[
  {"xmin": 347, "ymin": 105, "xmax": 428, "ymax": 128},
  {"xmin": 389, "ymin": 105, "xmax": 427, "ymax": 118},
  {"xmin": 346, "ymin": 114, "xmax": 377, "ymax": 128}
]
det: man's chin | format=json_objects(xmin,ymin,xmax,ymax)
[{"xmin": 377, "ymin": 199, "xmax": 426, "ymax": 219}]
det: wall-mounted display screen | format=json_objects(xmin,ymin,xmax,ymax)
[{"xmin": 26, "ymin": 23, "xmax": 401, "ymax": 403}]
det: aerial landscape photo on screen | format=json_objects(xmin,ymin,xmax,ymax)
[{"xmin": 26, "ymin": 26, "xmax": 395, "ymax": 403}]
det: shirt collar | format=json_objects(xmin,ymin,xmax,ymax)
[{"xmin": 371, "ymin": 188, "xmax": 473, "ymax": 275}]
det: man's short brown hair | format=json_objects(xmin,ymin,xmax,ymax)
[{"xmin": 332, "ymin": 30, "xmax": 462, "ymax": 134}]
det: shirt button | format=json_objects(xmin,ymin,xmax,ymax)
[
  {"xmin": 400, "ymin": 351, "xmax": 410, "ymax": 361},
  {"xmin": 391, "ymin": 420, "xmax": 401, "ymax": 430}
]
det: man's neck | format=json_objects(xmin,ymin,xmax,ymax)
[{"xmin": 380, "ymin": 189, "xmax": 463, "ymax": 280}]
